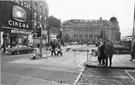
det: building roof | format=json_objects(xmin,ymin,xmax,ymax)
[
  {"xmin": 62, "ymin": 19, "xmax": 110, "ymax": 28},
  {"xmin": 110, "ymin": 17, "xmax": 118, "ymax": 23}
]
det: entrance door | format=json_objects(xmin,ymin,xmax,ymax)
[{"xmin": 10, "ymin": 33, "xmax": 17, "ymax": 47}]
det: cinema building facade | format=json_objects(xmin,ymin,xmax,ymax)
[{"xmin": 0, "ymin": 0, "xmax": 49, "ymax": 47}]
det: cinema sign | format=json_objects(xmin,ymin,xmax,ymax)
[{"xmin": 6, "ymin": 1, "xmax": 32, "ymax": 30}]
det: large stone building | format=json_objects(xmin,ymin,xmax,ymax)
[
  {"xmin": 31, "ymin": 0, "xmax": 49, "ymax": 46},
  {"xmin": 62, "ymin": 17, "xmax": 121, "ymax": 43},
  {"xmin": 47, "ymin": 16, "xmax": 61, "ymax": 42},
  {"xmin": 0, "ymin": 0, "xmax": 49, "ymax": 47}
]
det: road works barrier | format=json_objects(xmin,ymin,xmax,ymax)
[{"xmin": 72, "ymin": 49, "xmax": 89, "ymax": 62}]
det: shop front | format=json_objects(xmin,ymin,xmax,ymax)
[
  {"xmin": 1, "ymin": 27, "xmax": 32, "ymax": 48},
  {"xmin": 0, "ymin": 1, "xmax": 32, "ymax": 52}
]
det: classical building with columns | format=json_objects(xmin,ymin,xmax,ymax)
[{"xmin": 62, "ymin": 17, "xmax": 121, "ymax": 43}]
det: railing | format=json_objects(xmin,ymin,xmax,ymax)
[{"xmin": 72, "ymin": 49, "xmax": 89, "ymax": 62}]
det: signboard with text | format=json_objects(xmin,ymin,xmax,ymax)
[{"xmin": 2, "ymin": 1, "xmax": 32, "ymax": 30}]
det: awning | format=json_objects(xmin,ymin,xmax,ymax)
[{"xmin": 2, "ymin": 26, "xmax": 32, "ymax": 35}]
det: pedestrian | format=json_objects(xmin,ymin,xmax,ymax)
[
  {"xmin": 89, "ymin": 49, "xmax": 97, "ymax": 59},
  {"xmin": 98, "ymin": 41, "xmax": 106, "ymax": 65},
  {"xmin": 31, "ymin": 43, "xmax": 40, "ymax": 59},
  {"xmin": 130, "ymin": 43, "xmax": 135, "ymax": 61},
  {"xmin": 56, "ymin": 42, "xmax": 63, "ymax": 56},
  {"xmin": 11, "ymin": 41, "xmax": 16, "ymax": 48},
  {"xmin": 105, "ymin": 41, "xmax": 114, "ymax": 67},
  {"xmin": 51, "ymin": 41, "xmax": 56, "ymax": 56},
  {"xmin": 1, "ymin": 40, "xmax": 7, "ymax": 53}
]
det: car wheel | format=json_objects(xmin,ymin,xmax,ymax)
[
  {"xmin": 12, "ymin": 52, "xmax": 15, "ymax": 55},
  {"xmin": 16, "ymin": 51, "xmax": 20, "ymax": 55}
]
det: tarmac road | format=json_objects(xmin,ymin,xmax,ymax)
[{"xmin": 1, "ymin": 44, "xmax": 95, "ymax": 85}]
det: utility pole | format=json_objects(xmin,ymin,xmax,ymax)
[
  {"xmin": 109, "ymin": 22, "xmax": 112, "ymax": 41},
  {"xmin": 47, "ymin": 25, "xmax": 50, "ymax": 46},
  {"xmin": 131, "ymin": 2, "xmax": 135, "ymax": 51}
]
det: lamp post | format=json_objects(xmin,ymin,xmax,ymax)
[
  {"xmin": 131, "ymin": 2, "xmax": 135, "ymax": 52},
  {"xmin": 40, "ymin": 15, "xmax": 42, "ymax": 56},
  {"xmin": 109, "ymin": 22, "xmax": 112, "ymax": 41}
]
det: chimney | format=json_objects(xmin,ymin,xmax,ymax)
[{"xmin": 100, "ymin": 17, "xmax": 102, "ymax": 20}]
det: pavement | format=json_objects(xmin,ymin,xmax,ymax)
[{"xmin": 86, "ymin": 54, "xmax": 135, "ymax": 69}]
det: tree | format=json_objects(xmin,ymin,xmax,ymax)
[{"xmin": 64, "ymin": 34, "xmax": 70, "ymax": 43}]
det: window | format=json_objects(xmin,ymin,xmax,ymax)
[
  {"xmin": 84, "ymin": 34, "xmax": 88, "ymax": 38},
  {"xmin": 74, "ymin": 30, "xmax": 77, "ymax": 34},
  {"xmin": 74, "ymin": 34, "xmax": 77, "ymax": 37},
  {"xmin": 40, "ymin": 5, "xmax": 43, "ymax": 12},
  {"xmin": 89, "ymin": 31, "xmax": 92, "ymax": 34},
  {"xmin": 95, "ymin": 31, "xmax": 97, "ymax": 34},
  {"xmin": 89, "ymin": 34, "xmax": 93, "ymax": 38},
  {"xmin": 40, "ymin": 15, "xmax": 42, "ymax": 21},
  {"xmin": 85, "ymin": 31, "xmax": 88, "ymax": 34},
  {"xmin": 34, "ymin": 2, "xmax": 38, "ymax": 9},
  {"xmin": 80, "ymin": 31, "xmax": 82, "ymax": 34},
  {"xmin": 45, "ymin": 8, "xmax": 47, "ymax": 14},
  {"xmin": 34, "ymin": 13, "xmax": 37, "ymax": 20}
]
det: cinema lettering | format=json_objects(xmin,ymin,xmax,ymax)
[
  {"xmin": 8, "ymin": 20, "xmax": 29, "ymax": 28},
  {"xmin": 10, "ymin": 0, "xmax": 31, "ymax": 10}
]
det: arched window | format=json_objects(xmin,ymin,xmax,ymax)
[
  {"xmin": 40, "ymin": 5, "xmax": 43, "ymax": 12},
  {"xmin": 40, "ymin": 15, "xmax": 42, "ymax": 22},
  {"xmin": 45, "ymin": 8, "xmax": 47, "ymax": 14},
  {"xmin": 34, "ymin": 2, "xmax": 38, "ymax": 9},
  {"xmin": 42, "ymin": 5, "xmax": 45, "ymax": 13}
]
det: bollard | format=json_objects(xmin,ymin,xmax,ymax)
[
  {"xmin": 46, "ymin": 48, "xmax": 48, "ymax": 59},
  {"xmin": 87, "ymin": 49, "xmax": 89, "ymax": 61},
  {"xmin": 73, "ymin": 49, "xmax": 76, "ymax": 62}
]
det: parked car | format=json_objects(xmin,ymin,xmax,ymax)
[
  {"xmin": 113, "ymin": 45, "xmax": 131, "ymax": 54},
  {"xmin": 6, "ymin": 45, "xmax": 34, "ymax": 55},
  {"xmin": 87, "ymin": 42, "xmax": 90, "ymax": 46},
  {"xmin": 73, "ymin": 42, "xmax": 78, "ymax": 45}
]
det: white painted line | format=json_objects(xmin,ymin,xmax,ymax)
[
  {"xmin": 73, "ymin": 67, "xmax": 85, "ymax": 85},
  {"xmin": 73, "ymin": 60, "xmax": 86, "ymax": 85},
  {"xmin": 125, "ymin": 70, "xmax": 135, "ymax": 72},
  {"xmin": 78, "ymin": 60, "xmax": 86, "ymax": 68},
  {"xmin": 125, "ymin": 70, "xmax": 135, "ymax": 82}
]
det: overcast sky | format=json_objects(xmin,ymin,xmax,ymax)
[{"xmin": 46, "ymin": 0, "xmax": 135, "ymax": 37}]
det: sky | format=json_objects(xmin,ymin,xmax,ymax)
[{"xmin": 46, "ymin": 0, "xmax": 135, "ymax": 37}]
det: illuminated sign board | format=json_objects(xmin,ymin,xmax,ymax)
[
  {"xmin": 12, "ymin": 5, "xmax": 26, "ymax": 22},
  {"xmin": 11, "ymin": 30, "xmax": 31, "ymax": 34},
  {"xmin": 3, "ymin": 1, "xmax": 32, "ymax": 30}
]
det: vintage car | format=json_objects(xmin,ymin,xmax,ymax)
[
  {"xmin": 113, "ymin": 45, "xmax": 131, "ymax": 54},
  {"xmin": 6, "ymin": 45, "xmax": 34, "ymax": 55}
]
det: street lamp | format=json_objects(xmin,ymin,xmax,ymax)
[{"xmin": 108, "ymin": 22, "xmax": 112, "ymax": 41}]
